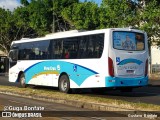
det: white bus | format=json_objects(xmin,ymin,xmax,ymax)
[{"xmin": 9, "ymin": 28, "xmax": 149, "ymax": 93}]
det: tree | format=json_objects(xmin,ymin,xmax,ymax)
[
  {"xmin": 99, "ymin": 0, "xmax": 138, "ymax": 28},
  {"xmin": 62, "ymin": 2, "xmax": 100, "ymax": 30},
  {"xmin": 27, "ymin": 0, "xmax": 53, "ymax": 36},
  {"xmin": 136, "ymin": 0, "xmax": 160, "ymax": 46},
  {"xmin": 25, "ymin": 0, "xmax": 78, "ymax": 35},
  {"xmin": 13, "ymin": 6, "xmax": 37, "ymax": 39},
  {"xmin": 0, "ymin": 8, "xmax": 14, "ymax": 54},
  {"xmin": 20, "ymin": 0, "xmax": 29, "ymax": 6},
  {"xmin": 53, "ymin": 0, "xmax": 79, "ymax": 31}
]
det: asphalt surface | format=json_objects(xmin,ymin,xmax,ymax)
[{"xmin": 0, "ymin": 75, "xmax": 160, "ymax": 106}]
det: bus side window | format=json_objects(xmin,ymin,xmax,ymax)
[
  {"xmin": 53, "ymin": 40, "xmax": 63, "ymax": 59},
  {"xmin": 30, "ymin": 50, "xmax": 35, "ymax": 60},
  {"xmin": 63, "ymin": 37, "xmax": 79, "ymax": 59},
  {"xmin": 91, "ymin": 34, "xmax": 104, "ymax": 58},
  {"xmin": 9, "ymin": 49, "xmax": 18, "ymax": 68},
  {"xmin": 64, "ymin": 49, "xmax": 69, "ymax": 59},
  {"xmin": 78, "ymin": 37, "xmax": 88, "ymax": 58}
]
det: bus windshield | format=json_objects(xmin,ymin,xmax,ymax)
[{"xmin": 113, "ymin": 31, "xmax": 145, "ymax": 51}]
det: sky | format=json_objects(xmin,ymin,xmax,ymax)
[
  {"xmin": 0, "ymin": 0, "xmax": 21, "ymax": 11},
  {"xmin": 0, "ymin": 0, "xmax": 102, "ymax": 11}
]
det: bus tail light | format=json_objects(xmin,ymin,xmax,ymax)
[
  {"xmin": 145, "ymin": 59, "xmax": 148, "ymax": 77},
  {"xmin": 108, "ymin": 57, "xmax": 114, "ymax": 77}
]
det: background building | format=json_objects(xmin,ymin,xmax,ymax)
[{"xmin": 150, "ymin": 45, "xmax": 160, "ymax": 73}]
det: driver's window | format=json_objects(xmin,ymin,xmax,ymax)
[{"xmin": 9, "ymin": 50, "xmax": 18, "ymax": 61}]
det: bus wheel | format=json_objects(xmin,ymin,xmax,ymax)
[
  {"xmin": 59, "ymin": 75, "xmax": 71, "ymax": 93},
  {"xmin": 19, "ymin": 74, "xmax": 27, "ymax": 88}
]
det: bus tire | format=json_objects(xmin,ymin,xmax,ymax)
[
  {"xmin": 58, "ymin": 74, "xmax": 71, "ymax": 93},
  {"xmin": 19, "ymin": 73, "xmax": 27, "ymax": 88}
]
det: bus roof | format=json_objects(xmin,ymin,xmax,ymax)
[{"xmin": 11, "ymin": 28, "xmax": 145, "ymax": 44}]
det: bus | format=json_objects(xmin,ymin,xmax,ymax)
[{"xmin": 9, "ymin": 28, "xmax": 149, "ymax": 93}]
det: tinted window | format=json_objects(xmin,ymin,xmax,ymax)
[
  {"xmin": 63, "ymin": 37, "xmax": 79, "ymax": 59},
  {"xmin": 78, "ymin": 34, "xmax": 104, "ymax": 58},
  {"xmin": 17, "ymin": 33, "xmax": 104, "ymax": 60},
  {"xmin": 9, "ymin": 50, "xmax": 18, "ymax": 61},
  {"xmin": 51, "ymin": 34, "xmax": 104, "ymax": 59},
  {"xmin": 78, "ymin": 36, "xmax": 88, "ymax": 58},
  {"xmin": 18, "ymin": 40, "xmax": 51, "ymax": 60},
  {"xmin": 9, "ymin": 44, "xmax": 19, "ymax": 61},
  {"xmin": 88, "ymin": 34, "xmax": 104, "ymax": 58},
  {"xmin": 52, "ymin": 39, "xmax": 63, "ymax": 59}
]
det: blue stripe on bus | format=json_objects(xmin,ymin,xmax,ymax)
[
  {"xmin": 24, "ymin": 62, "xmax": 43, "ymax": 73},
  {"xmin": 23, "ymin": 61, "xmax": 98, "ymax": 86},
  {"xmin": 117, "ymin": 58, "xmax": 143, "ymax": 65}
]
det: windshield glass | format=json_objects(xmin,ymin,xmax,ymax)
[{"xmin": 113, "ymin": 31, "xmax": 145, "ymax": 51}]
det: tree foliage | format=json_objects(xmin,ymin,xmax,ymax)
[
  {"xmin": 136, "ymin": 0, "xmax": 160, "ymax": 46},
  {"xmin": 0, "ymin": 8, "xmax": 15, "ymax": 54},
  {"xmin": 13, "ymin": 6, "xmax": 36, "ymax": 38},
  {"xmin": 53, "ymin": 0, "xmax": 79, "ymax": 31},
  {"xmin": 99, "ymin": 0, "xmax": 138, "ymax": 28},
  {"xmin": 20, "ymin": 0, "xmax": 29, "ymax": 6},
  {"xmin": 27, "ymin": 0, "xmax": 53, "ymax": 35},
  {"xmin": 62, "ymin": 2, "xmax": 100, "ymax": 30}
]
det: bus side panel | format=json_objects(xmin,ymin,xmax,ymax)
[
  {"xmin": 19, "ymin": 60, "xmax": 58, "ymax": 87},
  {"xmin": 17, "ymin": 60, "xmax": 107, "ymax": 88},
  {"xmin": 66, "ymin": 59, "xmax": 107, "ymax": 88}
]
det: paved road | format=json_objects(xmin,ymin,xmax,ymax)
[
  {"xmin": 0, "ymin": 76, "xmax": 160, "ymax": 106},
  {"xmin": 0, "ymin": 93, "xmax": 150, "ymax": 120},
  {"xmin": 0, "ymin": 76, "xmax": 19, "ymax": 86}
]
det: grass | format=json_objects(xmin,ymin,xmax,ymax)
[{"xmin": 0, "ymin": 85, "xmax": 160, "ymax": 111}]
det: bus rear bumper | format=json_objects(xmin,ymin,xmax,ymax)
[{"xmin": 105, "ymin": 76, "xmax": 148, "ymax": 87}]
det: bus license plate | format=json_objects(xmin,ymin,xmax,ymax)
[{"xmin": 126, "ymin": 70, "xmax": 134, "ymax": 74}]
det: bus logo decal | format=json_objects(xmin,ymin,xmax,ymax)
[
  {"xmin": 117, "ymin": 58, "xmax": 143, "ymax": 65},
  {"xmin": 73, "ymin": 64, "xmax": 77, "ymax": 72},
  {"xmin": 116, "ymin": 57, "xmax": 120, "ymax": 62}
]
